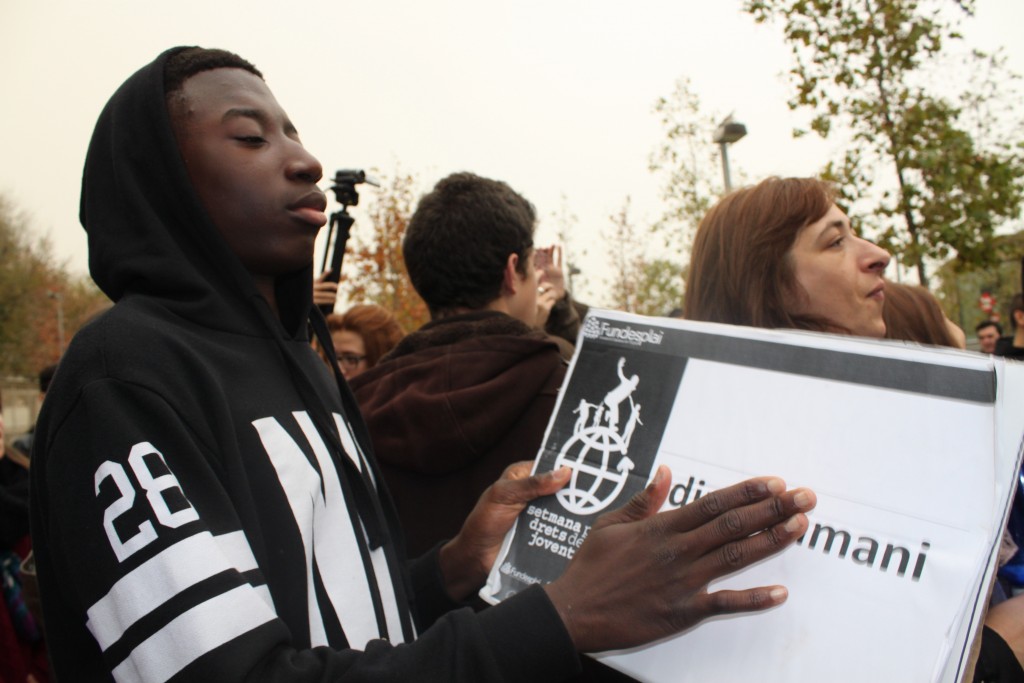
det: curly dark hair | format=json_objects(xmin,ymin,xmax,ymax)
[
  {"xmin": 403, "ymin": 172, "xmax": 536, "ymax": 318},
  {"xmin": 164, "ymin": 47, "xmax": 262, "ymax": 96},
  {"xmin": 975, "ymin": 319, "xmax": 1002, "ymax": 336}
]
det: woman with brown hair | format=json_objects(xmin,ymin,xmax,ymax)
[
  {"xmin": 685, "ymin": 175, "xmax": 1022, "ymax": 681},
  {"xmin": 325, "ymin": 304, "xmax": 405, "ymax": 379},
  {"xmin": 685, "ymin": 176, "xmax": 889, "ymax": 337}
]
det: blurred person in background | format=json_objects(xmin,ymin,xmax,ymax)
[
  {"xmin": 882, "ymin": 282, "xmax": 966, "ymax": 349},
  {"xmin": 995, "ymin": 294, "xmax": 1024, "ymax": 360},
  {"xmin": 324, "ymin": 304, "xmax": 405, "ymax": 380},
  {"xmin": 976, "ymin": 321, "xmax": 1003, "ymax": 355},
  {"xmin": 351, "ymin": 172, "xmax": 570, "ymax": 557},
  {"xmin": 1, "ymin": 391, "xmax": 48, "ymax": 681},
  {"xmin": 8, "ymin": 364, "xmax": 58, "ymax": 463}
]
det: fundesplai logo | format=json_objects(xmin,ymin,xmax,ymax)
[{"xmin": 592, "ymin": 319, "xmax": 664, "ymax": 347}]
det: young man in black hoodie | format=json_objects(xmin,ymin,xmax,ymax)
[{"xmin": 29, "ymin": 47, "xmax": 815, "ymax": 682}]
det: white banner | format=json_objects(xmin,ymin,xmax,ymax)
[{"xmin": 481, "ymin": 310, "xmax": 1023, "ymax": 682}]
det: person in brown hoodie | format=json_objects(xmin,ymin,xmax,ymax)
[{"xmin": 350, "ymin": 172, "xmax": 567, "ymax": 559}]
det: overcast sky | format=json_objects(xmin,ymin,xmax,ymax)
[{"xmin": 2, "ymin": 0, "xmax": 1022, "ymax": 304}]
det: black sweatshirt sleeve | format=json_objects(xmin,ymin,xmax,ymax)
[{"xmin": 34, "ymin": 378, "xmax": 580, "ymax": 682}]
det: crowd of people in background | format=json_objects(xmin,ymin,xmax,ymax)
[
  {"xmin": 1, "ymin": 46, "xmax": 1022, "ymax": 683},
  {"xmin": 1, "ymin": 365, "xmax": 54, "ymax": 683}
]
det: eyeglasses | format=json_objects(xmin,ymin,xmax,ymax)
[{"xmin": 338, "ymin": 354, "xmax": 367, "ymax": 369}]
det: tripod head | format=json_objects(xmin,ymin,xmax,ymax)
[{"xmin": 329, "ymin": 169, "xmax": 379, "ymax": 210}]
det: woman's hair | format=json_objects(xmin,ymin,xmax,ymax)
[
  {"xmin": 684, "ymin": 176, "xmax": 836, "ymax": 331},
  {"xmin": 327, "ymin": 304, "xmax": 405, "ymax": 368},
  {"xmin": 882, "ymin": 282, "xmax": 959, "ymax": 348}
]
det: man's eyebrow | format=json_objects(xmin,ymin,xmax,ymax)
[
  {"xmin": 221, "ymin": 107, "xmax": 269, "ymax": 125},
  {"xmin": 221, "ymin": 107, "xmax": 299, "ymax": 137}
]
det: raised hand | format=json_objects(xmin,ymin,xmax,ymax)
[
  {"xmin": 535, "ymin": 245, "xmax": 567, "ymax": 301},
  {"xmin": 313, "ymin": 270, "xmax": 339, "ymax": 310},
  {"xmin": 535, "ymin": 283, "xmax": 561, "ymax": 329}
]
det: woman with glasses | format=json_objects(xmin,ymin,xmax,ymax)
[{"xmin": 326, "ymin": 304, "xmax": 405, "ymax": 380}]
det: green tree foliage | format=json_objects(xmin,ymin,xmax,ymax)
[
  {"xmin": 649, "ymin": 77, "xmax": 729, "ymax": 250},
  {"xmin": 746, "ymin": 0, "xmax": 1024, "ymax": 286},
  {"xmin": 0, "ymin": 196, "xmax": 109, "ymax": 377},
  {"xmin": 934, "ymin": 230, "xmax": 1024, "ymax": 333},
  {"xmin": 605, "ymin": 198, "xmax": 685, "ymax": 316},
  {"xmin": 339, "ymin": 171, "xmax": 429, "ymax": 333}
]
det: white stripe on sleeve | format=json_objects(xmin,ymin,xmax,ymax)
[
  {"xmin": 110, "ymin": 584, "xmax": 276, "ymax": 683},
  {"xmin": 87, "ymin": 530, "xmax": 266, "ymax": 652}
]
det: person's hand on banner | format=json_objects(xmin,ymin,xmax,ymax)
[
  {"xmin": 440, "ymin": 462, "xmax": 571, "ymax": 601},
  {"xmin": 544, "ymin": 466, "xmax": 816, "ymax": 653}
]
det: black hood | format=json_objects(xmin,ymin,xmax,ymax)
[
  {"xmin": 80, "ymin": 46, "xmax": 314, "ymax": 339},
  {"xmin": 77, "ymin": 47, "xmax": 390, "ymax": 549}
]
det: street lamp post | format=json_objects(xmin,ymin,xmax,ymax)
[{"xmin": 712, "ymin": 115, "xmax": 747, "ymax": 193}]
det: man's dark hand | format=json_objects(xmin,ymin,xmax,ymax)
[
  {"xmin": 439, "ymin": 462, "xmax": 570, "ymax": 601},
  {"xmin": 544, "ymin": 468, "xmax": 815, "ymax": 653}
]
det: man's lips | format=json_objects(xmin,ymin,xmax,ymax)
[{"xmin": 288, "ymin": 191, "xmax": 328, "ymax": 227}]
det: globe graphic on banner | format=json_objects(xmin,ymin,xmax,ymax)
[
  {"xmin": 555, "ymin": 357, "xmax": 643, "ymax": 516},
  {"xmin": 555, "ymin": 426, "xmax": 634, "ymax": 515}
]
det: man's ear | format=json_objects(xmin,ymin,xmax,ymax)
[{"xmin": 502, "ymin": 253, "xmax": 522, "ymax": 295}]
